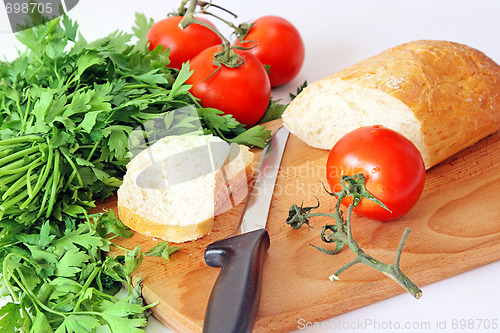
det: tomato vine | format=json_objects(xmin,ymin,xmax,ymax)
[{"xmin": 286, "ymin": 174, "xmax": 422, "ymax": 299}]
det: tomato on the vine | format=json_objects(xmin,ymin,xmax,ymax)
[
  {"xmin": 234, "ymin": 15, "xmax": 305, "ymax": 87},
  {"xmin": 146, "ymin": 16, "xmax": 222, "ymax": 69},
  {"xmin": 326, "ymin": 125, "xmax": 426, "ymax": 221},
  {"xmin": 186, "ymin": 45, "xmax": 271, "ymax": 127}
]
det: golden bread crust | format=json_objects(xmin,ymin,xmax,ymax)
[
  {"xmin": 117, "ymin": 203, "xmax": 214, "ymax": 243},
  {"xmin": 329, "ymin": 40, "xmax": 500, "ymax": 168}
]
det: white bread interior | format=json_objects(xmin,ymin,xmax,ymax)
[
  {"xmin": 283, "ymin": 40, "xmax": 500, "ymax": 169},
  {"xmin": 117, "ymin": 134, "xmax": 254, "ymax": 243}
]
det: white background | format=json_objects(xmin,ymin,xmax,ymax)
[{"xmin": 1, "ymin": 1, "xmax": 500, "ymax": 332}]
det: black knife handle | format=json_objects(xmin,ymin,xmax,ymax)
[{"xmin": 203, "ymin": 229, "xmax": 270, "ymax": 333}]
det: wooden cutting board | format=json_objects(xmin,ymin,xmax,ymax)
[{"xmin": 97, "ymin": 119, "xmax": 500, "ymax": 333}]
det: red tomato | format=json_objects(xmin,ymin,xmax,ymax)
[
  {"xmin": 186, "ymin": 45, "xmax": 271, "ymax": 127},
  {"xmin": 326, "ymin": 125, "xmax": 426, "ymax": 221},
  {"xmin": 234, "ymin": 15, "xmax": 305, "ymax": 87},
  {"xmin": 146, "ymin": 16, "xmax": 222, "ymax": 69}
]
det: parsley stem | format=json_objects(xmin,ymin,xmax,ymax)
[
  {"xmin": 36, "ymin": 173, "xmax": 52, "ymax": 219},
  {"xmin": 16, "ymin": 100, "xmax": 25, "ymax": 135},
  {"xmin": 0, "ymin": 157, "xmax": 42, "ymax": 177},
  {"xmin": 25, "ymin": 159, "xmax": 39, "ymax": 198},
  {"xmin": 19, "ymin": 96, "xmax": 32, "ymax": 136},
  {"xmin": 1, "ymin": 188, "xmax": 29, "ymax": 211},
  {"xmin": 0, "ymin": 145, "xmax": 39, "ymax": 168},
  {"xmin": 2, "ymin": 172, "xmax": 37, "ymax": 201},
  {"xmin": 110, "ymin": 242, "xmax": 130, "ymax": 252},
  {"xmin": 73, "ymin": 265, "xmax": 102, "ymax": 312},
  {"xmin": 0, "ymin": 159, "xmax": 26, "ymax": 175},
  {"xmin": 0, "ymin": 149, "xmax": 10, "ymax": 159},
  {"xmin": 2, "ymin": 253, "xmax": 20, "ymax": 302},
  {"xmin": 0, "ymin": 134, "xmax": 44, "ymax": 146},
  {"xmin": 20, "ymin": 145, "xmax": 53, "ymax": 209},
  {"xmin": 0, "ymin": 172, "xmax": 24, "ymax": 190},
  {"xmin": 45, "ymin": 149, "xmax": 61, "ymax": 218},
  {"xmin": 123, "ymin": 83, "xmax": 152, "ymax": 89},
  {"xmin": 3, "ymin": 253, "xmax": 57, "ymax": 317},
  {"xmin": 60, "ymin": 148, "xmax": 83, "ymax": 189},
  {"xmin": 85, "ymin": 138, "xmax": 101, "ymax": 161},
  {"xmin": 10, "ymin": 266, "xmax": 61, "ymax": 317}
]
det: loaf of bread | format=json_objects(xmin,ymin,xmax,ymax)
[
  {"xmin": 117, "ymin": 134, "xmax": 253, "ymax": 243},
  {"xmin": 283, "ymin": 40, "xmax": 500, "ymax": 169}
]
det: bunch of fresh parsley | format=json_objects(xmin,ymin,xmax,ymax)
[
  {"xmin": 0, "ymin": 210, "xmax": 180, "ymax": 332},
  {"xmin": 0, "ymin": 13, "xmax": 276, "ymax": 332}
]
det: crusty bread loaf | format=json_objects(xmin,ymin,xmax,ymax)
[
  {"xmin": 117, "ymin": 134, "xmax": 253, "ymax": 243},
  {"xmin": 283, "ymin": 40, "xmax": 500, "ymax": 169}
]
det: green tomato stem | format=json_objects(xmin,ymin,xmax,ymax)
[
  {"xmin": 286, "ymin": 174, "xmax": 422, "ymax": 299},
  {"xmin": 180, "ymin": 0, "xmax": 245, "ymax": 68}
]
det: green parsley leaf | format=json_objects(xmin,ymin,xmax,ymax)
[
  {"xmin": 169, "ymin": 62, "xmax": 193, "ymax": 98},
  {"xmin": 102, "ymin": 125, "xmax": 133, "ymax": 160},
  {"xmin": 31, "ymin": 311, "xmax": 53, "ymax": 333},
  {"xmin": 55, "ymin": 248, "xmax": 91, "ymax": 278},
  {"xmin": 56, "ymin": 314, "xmax": 101, "ymax": 333},
  {"xmin": 258, "ymin": 97, "xmax": 288, "ymax": 124},
  {"xmin": 229, "ymin": 125, "xmax": 272, "ymax": 148},
  {"xmin": 289, "ymin": 80, "xmax": 308, "ymax": 100},
  {"xmin": 99, "ymin": 298, "xmax": 149, "ymax": 333},
  {"xmin": 124, "ymin": 246, "xmax": 144, "ymax": 277},
  {"xmin": 145, "ymin": 242, "xmax": 181, "ymax": 260},
  {"xmin": 52, "ymin": 225, "xmax": 103, "ymax": 255},
  {"xmin": 61, "ymin": 15, "xmax": 78, "ymax": 42},
  {"xmin": 16, "ymin": 221, "xmax": 55, "ymax": 247},
  {"xmin": 132, "ymin": 13, "xmax": 155, "ymax": 54},
  {"xmin": 0, "ymin": 302, "xmax": 22, "ymax": 333},
  {"xmin": 25, "ymin": 244, "xmax": 59, "ymax": 278}
]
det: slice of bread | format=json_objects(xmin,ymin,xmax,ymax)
[
  {"xmin": 117, "ymin": 134, "xmax": 254, "ymax": 243},
  {"xmin": 283, "ymin": 40, "xmax": 500, "ymax": 169}
]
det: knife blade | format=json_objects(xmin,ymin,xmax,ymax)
[{"xmin": 203, "ymin": 126, "xmax": 290, "ymax": 333}]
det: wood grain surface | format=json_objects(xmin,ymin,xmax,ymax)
[{"xmin": 96, "ymin": 119, "xmax": 500, "ymax": 333}]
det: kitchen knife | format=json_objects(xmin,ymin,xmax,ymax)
[{"xmin": 203, "ymin": 126, "xmax": 290, "ymax": 333}]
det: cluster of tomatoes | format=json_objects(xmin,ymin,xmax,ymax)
[
  {"xmin": 145, "ymin": 6, "xmax": 426, "ymax": 223},
  {"xmin": 146, "ymin": 14, "xmax": 305, "ymax": 126}
]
